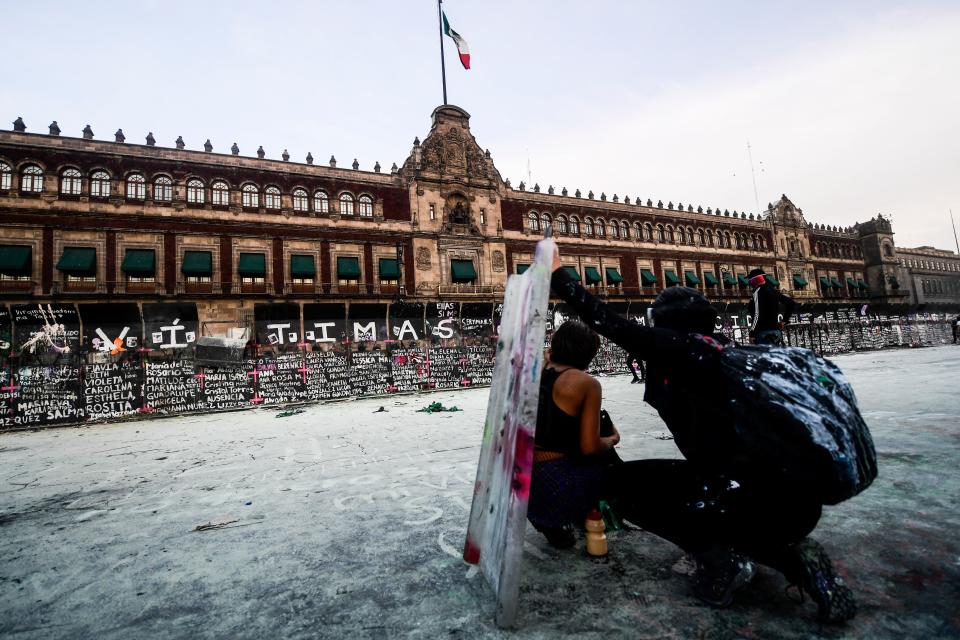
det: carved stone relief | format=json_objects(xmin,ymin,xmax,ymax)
[
  {"xmin": 492, "ymin": 250, "xmax": 505, "ymax": 272},
  {"xmin": 416, "ymin": 246, "xmax": 432, "ymax": 271}
]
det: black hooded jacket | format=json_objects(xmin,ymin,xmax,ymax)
[
  {"xmin": 550, "ymin": 268, "xmax": 748, "ymax": 474},
  {"xmin": 750, "ymin": 283, "xmax": 795, "ymax": 334}
]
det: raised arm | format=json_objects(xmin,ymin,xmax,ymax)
[
  {"xmin": 550, "ymin": 266, "xmax": 685, "ymax": 363},
  {"xmin": 778, "ymin": 290, "xmax": 796, "ymax": 324}
]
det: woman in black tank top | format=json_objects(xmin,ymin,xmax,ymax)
[{"xmin": 527, "ymin": 321, "xmax": 621, "ymax": 547}]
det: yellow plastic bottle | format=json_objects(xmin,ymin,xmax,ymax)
[{"xmin": 585, "ymin": 509, "xmax": 608, "ymax": 557}]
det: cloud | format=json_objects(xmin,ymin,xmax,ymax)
[{"xmin": 495, "ymin": 8, "xmax": 960, "ymax": 250}]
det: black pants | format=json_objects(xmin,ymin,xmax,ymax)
[
  {"xmin": 605, "ymin": 459, "xmax": 821, "ymax": 566},
  {"xmin": 627, "ymin": 355, "xmax": 646, "ymax": 381}
]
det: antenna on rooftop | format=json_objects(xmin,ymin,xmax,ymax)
[{"xmin": 951, "ymin": 209, "xmax": 959, "ymax": 255}]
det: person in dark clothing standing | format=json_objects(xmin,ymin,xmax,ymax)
[
  {"xmin": 953, "ymin": 315, "xmax": 960, "ymax": 343},
  {"xmin": 547, "ymin": 247, "xmax": 857, "ymax": 622},
  {"xmin": 626, "ymin": 353, "xmax": 645, "ymax": 383},
  {"xmin": 748, "ymin": 268, "xmax": 795, "ymax": 345}
]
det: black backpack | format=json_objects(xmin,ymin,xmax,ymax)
[{"xmin": 716, "ymin": 342, "xmax": 878, "ymax": 505}]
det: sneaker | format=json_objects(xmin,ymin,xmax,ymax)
[
  {"xmin": 533, "ymin": 523, "xmax": 576, "ymax": 549},
  {"xmin": 693, "ymin": 550, "xmax": 757, "ymax": 608},
  {"xmin": 785, "ymin": 539, "xmax": 857, "ymax": 623}
]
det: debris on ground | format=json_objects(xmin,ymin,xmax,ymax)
[
  {"xmin": 416, "ymin": 402, "xmax": 462, "ymax": 413},
  {"xmin": 373, "ymin": 406, "xmax": 387, "ymax": 413},
  {"xmin": 275, "ymin": 408, "xmax": 305, "ymax": 418},
  {"xmin": 193, "ymin": 518, "xmax": 239, "ymax": 532}
]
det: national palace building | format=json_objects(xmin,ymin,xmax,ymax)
[{"xmin": 2, "ymin": 105, "xmax": 959, "ymax": 324}]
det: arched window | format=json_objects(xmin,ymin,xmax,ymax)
[
  {"xmin": 265, "ymin": 186, "xmax": 281, "ymax": 210},
  {"xmin": 339, "ymin": 193, "xmax": 355, "ymax": 216},
  {"xmin": 212, "ymin": 181, "xmax": 230, "ymax": 206},
  {"xmin": 60, "ymin": 168, "xmax": 82, "ymax": 195},
  {"xmin": 760, "ymin": 237, "xmax": 767, "ymax": 250},
  {"xmin": 686, "ymin": 228, "xmax": 694, "ymax": 245},
  {"xmin": 725, "ymin": 232, "xmax": 733, "ymax": 248},
  {"xmin": 527, "ymin": 212, "xmax": 540, "ymax": 232},
  {"xmin": 313, "ymin": 190, "xmax": 329, "ymax": 213},
  {"xmin": 242, "ymin": 184, "xmax": 259, "ymax": 208},
  {"xmin": 656, "ymin": 225, "xmax": 665, "ymax": 242},
  {"xmin": 90, "ymin": 170, "xmax": 110, "ymax": 198},
  {"xmin": 644, "ymin": 223, "xmax": 653, "ymax": 241},
  {"xmin": 610, "ymin": 220, "xmax": 619, "ymax": 238},
  {"xmin": 154, "ymin": 176, "xmax": 172, "ymax": 202},
  {"xmin": 596, "ymin": 219, "xmax": 606, "ymax": 237},
  {"xmin": 556, "ymin": 215, "xmax": 568, "ymax": 234},
  {"xmin": 698, "ymin": 229, "xmax": 706, "ymax": 246},
  {"xmin": 0, "ymin": 161, "xmax": 11, "ymax": 191},
  {"xmin": 635, "ymin": 222, "xmax": 643, "ymax": 239},
  {"xmin": 540, "ymin": 212, "xmax": 551, "ymax": 232},
  {"xmin": 753, "ymin": 236, "xmax": 760, "ymax": 251},
  {"xmin": 126, "ymin": 173, "xmax": 146, "ymax": 200},
  {"xmin": 584, "ymin": 217, "xmax": 594, "ymax": 236},
  {"xmin": 620, "ymin": 222, "xmax": 629, "ymax": 239},
  {"xmin": 187, "ymin": 179, "xmax": 205, "ymax": 204},
  {"xmin": 358, "ymin": 194, "xmax": 374, "ymax": 218},
  {"xmin": 569, "ymin": 216, "xmax": 580, "ymax": 235},
  {"xmin": 707, "ymin": 230, "xmax": 715, "ymax": 247},
  {"xmin": 292, "ymin": 188, "xmax": 308, "ymax": 212},
  {"xmin": 21, "ymin": 165, "xmax": 45, "ymax": 193}
]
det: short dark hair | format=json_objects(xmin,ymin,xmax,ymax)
[{"xmin": 550, "ymin": 320, "xmax": 601, "ymax": 370}]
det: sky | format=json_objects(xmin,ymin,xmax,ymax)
[{"xmin": 3, "ymin": 0, "xmax": 959, "ymax": 250}]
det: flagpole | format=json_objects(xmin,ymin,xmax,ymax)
[
  {"xmin": 437, "ymin": 0, "xmax": 448, "ymax": 105},
  {"xmin": 951, "ymin": 209, "xmax": 959, "ymax": 255}
]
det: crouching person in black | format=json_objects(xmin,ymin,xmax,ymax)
[
  {"xmin": 548, "ymin": 248, "xmax": 857, "ymax": 623},
  {"xmin": 528, "ymin": 320, "xmax": 620, "ymax": 548}
]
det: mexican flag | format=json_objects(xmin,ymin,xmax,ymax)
[{"xmin": 442, "ymin": 11, "xmax": 471, "ymax": 69}]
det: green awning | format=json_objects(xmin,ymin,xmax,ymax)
[
  {"xmin": 793, "ymin": 275, "xmax": 808, "ymax": 287},
  {"xmin": 337, "ymin": 256, "xmax": 361, "ymax": 279},
  {"xmin": 605, "ymin": 267, "xmax": 623, "ymax": 284},
  {"xmin": 516, "ymin": 263, "xmax": 529, "ymax": 274},
  {"xmin": 585, "ymin": 266, "xmax": 602, "ymax": 284},
  {"xmin": 664, "ymin": 270, "xmax": 681, "ymax": 286},
  {"xmin": 182, "ymin": 250, "xmax": 212, "ymax": 275},
  {"xmin": 640, "ymin": 269, "xmax": 657, "ymax": 285},
  {"xmin": 121, "ymin": 249, "xmax": 155, "ymax": 275},
  {"xmin": 703, "ymin": 272, "xmax": 719, "ymax": 286},
  {"xmin": 723, "ymin": 273, "xmax": 737, "ymax": 286},
  {"xmin": 379, "ymin": 258, "xmax": 400, "ymax": 279},
  {"xmin": 819, "ymin": 276, "xmax": 831, "ymax": 289},
  {"xmin": 737, "ymin": 274, "xmax": 749, "ymax": 287},
  {"xmin": 846, "ymin": 277, "xmax": 858, "ymax": 288},
  {"xmin": 451, "ymin": 259, "xmax": 477, "ymax": 282},
  {"xmin": 684, "ymin": 270, "xmax": 700, "ymax": 286},
  {"xmin": 857, "ymin": 279, "xmax": 868, "ymax": 290},
  {"xmin": 830, "ymin": 277, "xmax": 843, "ymax": 289},
  {"xmin": 0, "ymin": 245, "xmax": 31, "ymax": 275},
  {"xmin": 765, "ymin": 275, "xmax": 779, "ymax": 286},
  {"xmin": 56, "ymin": 247, "xmax": 96, "ymax": 275},
  {"xmin": 291, "ymin": 254, "xmax": 316, "ymax": 277},
  {"xmin": 562, "ymin": 266, "xmax": 581, "ymax": 281},
  {"xmin": 238, "ymin": 253, "xmax": 266, "ymax": 276}
]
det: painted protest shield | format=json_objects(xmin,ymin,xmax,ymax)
[
  {"xmin": 460, "ymin": 303, "xmax": 495, "ymax": 387},
  {"xmin": 254, "ymin": 303, "xmax": 302, "ymax": 352},
  {"xmin": 463, "ymin": 237, "xmax": 553, "ymax": 628},
  {"xmin": 302, "ymin": 303, "xmax": 350, "ymax": 400}
]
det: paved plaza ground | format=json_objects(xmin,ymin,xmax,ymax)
[{"xmin": 0, "ymin": 345, "xmax": 958, "ymax": 639}]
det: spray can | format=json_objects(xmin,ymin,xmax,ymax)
[{"xmin": 585, "ymin": 509, "xmax": 607, "ymax": 557}]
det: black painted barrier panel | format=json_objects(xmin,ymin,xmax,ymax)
[{"xmin": 0, "ymin": 301, "xmax": 956, "ymax": 431}]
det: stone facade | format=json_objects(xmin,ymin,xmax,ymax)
[{"xmin": 2, "ymin": 106, "xmax": 958, "ymax": 325}]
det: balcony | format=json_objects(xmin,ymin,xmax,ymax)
[
  {"xmin": 0, "ymin": 279, "xmax": 37, "ymax": 295},
  {"xmin": 436, "ymin": 283, "xmax": 505, "ymax": 297}
]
